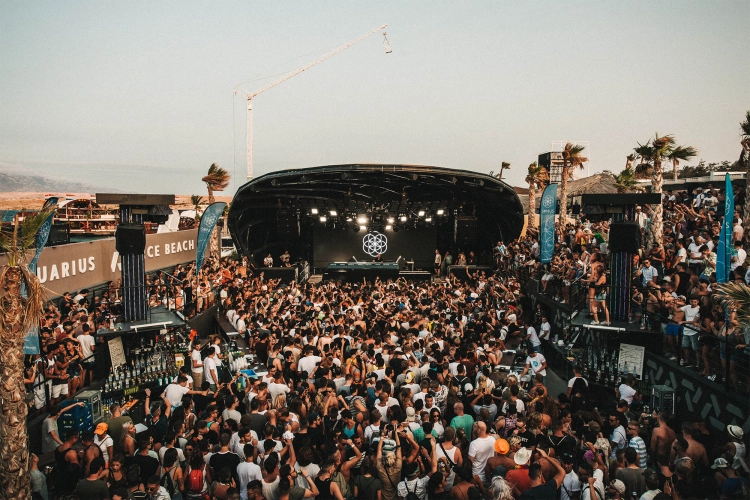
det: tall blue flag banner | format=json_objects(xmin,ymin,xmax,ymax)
[
  {"xmin": 716, "ymin": 174, "xmax": 734, "ymax": 283},
  {"xmin": 24, "ymin": 197, "xmax": 58, "ymax": 354},
  {"xmin": 195, "ymin": 202, "xmax": 226, "ymax": 271},
  {"xmin": 539, "ymin": 183, "xmax": 558, "ymax": 264}
]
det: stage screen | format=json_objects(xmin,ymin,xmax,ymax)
[{"xmin": 314, "ymin": 226, "xmax": 437, "ymax": 269}]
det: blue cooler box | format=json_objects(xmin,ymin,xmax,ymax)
[{"xmin": 58, "ymin": 400, "xmax": 94, "ymax": 435}]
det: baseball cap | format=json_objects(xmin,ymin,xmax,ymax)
[
  {"xmin": 610, "ymin": 480, "xmax": 626, "ymax": 494},
  {"xmin": 95, "ymin": 423, "xmax": 108, "ymax": 434},
  {"xmin": 405, "ymin": 407, "xmax": 417, "ymax": 422},
  {"xmin": 711, "ymin": 457, "xmax": 729, "ymax": 469}
]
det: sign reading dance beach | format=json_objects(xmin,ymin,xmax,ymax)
[{"xmin": 0, "ymin": 228, "xmax": 199, "ymax": 298}]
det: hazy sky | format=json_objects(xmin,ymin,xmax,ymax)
[{"xmin": 1, "ymin": 2, "xmax": 748, "ymax": 195}]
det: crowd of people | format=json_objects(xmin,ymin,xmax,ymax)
[{"xmin": 27, "ymin": 182, "xmax": 750, "ymax": 499}]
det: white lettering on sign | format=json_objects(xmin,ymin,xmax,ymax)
[
  {"xmin": 36, "ymin": 256, "xmax": 96, "ymax": 283},
  {"xmin": 111, "ymin": 251, "xmax": 122, "ymax": 273},
  {"xmin": 146, "ymin": 245, "xmax": 161, "ymax": 258}
]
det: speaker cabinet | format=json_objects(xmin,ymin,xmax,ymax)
[
  {"xmin": 608, "ymin": 221, "xmax": 642, "ymax": 254},
  {"xmin": 277, "ymin": 210, "xmax": 299, "ymax": 238},
  {"xmin": 454, "ymin": 217, "xmax": 478, "ymax": 247},
  {"xmin": 115, "ymin": 224, "xmax": 146, "ymax": 254},
  {"xmin": 47, "ymin": 222, "xmax": 70, "ymax": 246}
]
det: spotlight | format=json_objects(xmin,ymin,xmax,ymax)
[
  {"xmin": 400, "ymin": 215, "xmax": 407, "ymax": 222},
  {"xmin": 359, "ymin": 225, "xmax": 367, "ymax": 232},
  {"xmin": 418, "ymin": 210, "xmax": 425, "ymax": 217},
  {"xmin": 425, "ymin": 217, "xmax": 432, "ymax": 222},
  {"xmin": 357, "ymin": 216, "xmax": 367, "ymax": 224},
  {"xmin": 311, "ymin": 208, "xmax": 318, "ymax": 215},
  {"xmin": 385, "ymin": 225, "xmax": 393, "ymax": 230},
  {"xmin": 319, "ymin": 216, "xmax": 327, "ymax": 223},
  {"xmin": 387, "ymin": 217, "xmax": 395, "ymax": 224},
  {"xmin": 345, "ymin": 216, "xmax": 352, "ymax": 222},
  {"xmin": 437, "ymin": 209, "xmax": 444, "ymax": 215},
  {"xmin": 329, "ymin": 210, "xmax": 337, "ymax": 216}
]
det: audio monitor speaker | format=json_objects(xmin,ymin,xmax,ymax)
[
  {"xmin": 277, "ymin": 210, "xmax": 299, "ymax": 238},
  {"xmin": 454, "ymin": 217, "xmax": 478, "ymax": 247},
  {"xmin": 608, "ymin": 221, "xmax": 642, "ymax": 254},
  {"xmin": 115, "ymin": 224, "xmax": 146, "ymax": 254},
  {"xmin": 47, "ymin": 222, "xmax": 70, "ymax": 246}
]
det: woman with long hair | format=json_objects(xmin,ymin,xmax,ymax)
[
  {"xmin": 121, "ymin": 422, "xmax": 137, "ymax": 459},
  {"xmin": 160, "ymin": 447, "xmax": 184, "ymax": 500}
]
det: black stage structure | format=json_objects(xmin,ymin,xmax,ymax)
[{"xmin": 227, "ymin": 164, "xmax": 524, "ymax": 279}]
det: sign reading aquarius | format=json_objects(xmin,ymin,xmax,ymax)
[{"xmin": 362, "ymin": 231, "xmax": 388, "ymax": 257}]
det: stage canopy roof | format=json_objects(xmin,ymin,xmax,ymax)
[{"xmin": 227, "ymin": 164, "xmax": 524, "ymax": 263}]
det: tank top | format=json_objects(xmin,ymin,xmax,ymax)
[
  {"xmin": 314, "ymin": 476, "xmax": 334, "ymax": 500},
  {"xmin": 502, "ymin": 415, "xmax": 517, "ymax": 438},
  {"xmin": 108, "ymin": 468, "xmax": 128, "ymax": 492},
  {"xmin": 54, "ymin": 446, "xmax": 81, "ymax": 494},
  {"xmin": 732, "ymin": 441, "xmax": 746, "ymax": 470},
  {"xmin": 342, "ymin": 422, "xmax": 357, "ymax": 439}
]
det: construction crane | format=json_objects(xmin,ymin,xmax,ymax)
[{"xmin": 235, "ymin": 24, "xmax": 391, "ymax": 181}]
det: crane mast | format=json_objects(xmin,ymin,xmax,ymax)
[{"xmin": 236, "ymin": 24, "xmax": 388, "ymax": 181}]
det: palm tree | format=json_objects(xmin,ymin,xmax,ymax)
[
  {"xmin": 633, "ymin": 134, "xmax": 696, "ymax": 247},
  {"xmin": 497, "ymin": 162, "xmax": 511, "ymax": 181},
  {"xmin": 201, "ymin": 164, "xmax": 230, "ymax": 261},
  {"xmin": 0, "ymin": 209, "xmax": 52, "ymax": 499},
  {"xmin": 668, "ymin": 145, "xmax": 698, "ymax": 180},
  {"xmin": 190, "ymin": 194, "xmax": 204, "ymax": 222},
  {"xmin": 613, "ymin": 167, "xmax": 639, "ymax": 193},
  {"xmin": 713, "ymin": 281, "xmax": 750, "ymax": 325},
  {"xmin": 625, "ymin": 154, "xmax": 636, "ymax": 170},
  {"xmin": 525, "ymin": 162, "xmax": 549, "ymax": 230},
  {"xmin": 201, "ymin": 163, "xmax": 230, "ymax": 204},
  {"xmin": 558, "ymin": 143, "xmax": 588, "ymax": 230},
  {"xmin": 740, "ymin": 111, "xmax": 750, "ymax": 242}
]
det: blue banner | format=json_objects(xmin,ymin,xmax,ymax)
[
  {"xmin": 539, "ymin": 183, "xmax": 557, "ymax": 264},
  {"xmin": 195, "ymin": 202, "xmax": 226, "ymax": 271},
  {"xmin": 24, "ymin": 197, "xmax": 58, "ymax": 354},
  {"xmin": 716, "ymin": 174, "xmax": 734, "ymax": 283}
]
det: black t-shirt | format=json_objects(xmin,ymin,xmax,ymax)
[
  {"xmin": 209, "ymin": 451, "xmax": 242, "ymax": 486},
  {"xmin": 517, "ymin": 430, "xmax": 535, "ymax": 449},
  {"xmin": 547, "ymin": 434, "xmax": 577, "ymax": 458},
  {"xmin": 130, "ymin": 453, "xmax": 160, "ymax": 484},
  {"xmin": 519, "ymin": 479, "xmax": 558, "ymax": 500},
  {"xmin": 248, "ymin": 413, "xmax": 267, "ymax": 437}
]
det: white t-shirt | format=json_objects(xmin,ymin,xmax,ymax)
[
  {"xmin": 268, "ymin": 382, "xmax": 290, "ymax": 400},
  {"xmin": 680, "ymin": 305, "xmax": 700, "ymax": 335},
  {"xmin": 527, "ymin": 326, "xmax": 540, "ymax": 347},
  {"xmin": 238, "ymin": 462, "xmax": 263, "ymax": 500},
  {"xmin": 581, "ymin": 469, "xmax": 605, "ymax": 500},
  {"xmin": 78, "ymin": 334, "xmax": 95, "ymax": 360},
  {"xmin": 204, "ymin": 357, "xmax": 218, "ymax": 384},
  {"xmin": 212, "ymin": 345, "xmax": 222, "ymax": 366},
  {"xmin": 561, "ymin": 470, "xmax": 581, "ymax": 500},
  {"xmin": 468, "ymin": 436, "xmax": 496, "ymax": 482},
  {"xmin": 526, "ymin": 354, "xmax": 547, "ymax": 376},
  {"xmin": 163, "ymin": 383, "xmax": 190, "ymax": 406},
  {"xmin": 191, "ymin": 350, "xmax": 204, "ymax": 374},
  {"xmin": 159, "ymin": 445, "xmax": 185, "ymax": 465},
  {"xmin": 618, "ymin": 383, "xmax": 637, "ymax": 405},
  {"xmin": 539, "ymin": 322, "xmax": 551, "ymax": 340},
  {"xmin": 688, "ymin": 243, "xmax": 703, "ymax": 263},
  {"xmin": 94, "ymin": 434, "xmax": 113, "ymax": 464},
  {"xmin": 294, "ymin": 463, "xmax": 321, "ymax": 489},
  {"xmin": 298, "ymin": 355, "xmax": 322, "ymax": 374}
]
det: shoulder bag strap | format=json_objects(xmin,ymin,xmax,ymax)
[{"xmin": 438, "ymin": 442, "xmax": 456, "ymax": 468}]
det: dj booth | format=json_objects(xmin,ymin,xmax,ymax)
[{"xmin": 324, "ymin": 262, "xmax": 400, "ymax": 282}]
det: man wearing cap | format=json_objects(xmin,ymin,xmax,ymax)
[
  {"xmin": 94, "ymin": 422, "xmax": 114, "ymax": 468},
  {"xmin": 640, "ymin": 469, "xmax": 661, "ymax": 500},
  {"xmin": 559, "ymin": 454, "xmax": 580, "ymax": 500},
  {"xmin": 711, "ymin": 457, "xmax": 749, "ymax": 497},
  {"xmin": 724, "ymin": 425, "xmax": 747, "ymax": 472}
]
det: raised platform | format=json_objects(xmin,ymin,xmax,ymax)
[
  {"xmin": 324, "ymin": 262, "xmax": 400, "ymax": 282},
  {"xmin": 257, "ymin": 266, "xmax": 298, "ymax": 283}
]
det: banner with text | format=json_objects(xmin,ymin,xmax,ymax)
[
  {"xmin": 716, "ymin": 174, "xmax": 734, "ymax": 284},
  {"xmin": 195, "ymin": 202, "xmax": 226, "ymax": 271},
  {"xmin": 539, "ymin": 183, "xmax": 557, "ymax": 264}
]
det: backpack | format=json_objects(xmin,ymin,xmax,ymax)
[
  {"xmin": 186, "ymin": 466, "xmax": 205, "ymax": 493},
  {"xmin": 161, "ymin": 469, "xmax": 176, "ymax": 496},
  {"xmin": 404, "ymin": 479, "xmax": 420, "ymax": 500}
]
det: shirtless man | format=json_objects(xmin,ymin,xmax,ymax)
[
  {"xmin": 679, "ymin": 422, "xmax": 709, "ymax": 467},
  {"xmin": 650, "ymin": 411, "xmax": 676, "ymax": 463}
]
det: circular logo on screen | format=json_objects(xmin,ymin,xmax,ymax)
[{"xmin": 363, "ymin": 231, "xmax": 388, "ymax": 257}]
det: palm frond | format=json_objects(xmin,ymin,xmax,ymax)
[
  {"xmin": 669, "ymin": 145, "xmax": 698, "ymax": 165},
  {"xmin": 713, "ymin": 282, "xmax": 750, "ymax": 324},
  {"xmin": 740, "ymin": 110, "xmax": 750, "ymax": 138},
  {"xmin": 202, "ymin": 163, "xmax": 230, "ymax": 192}
]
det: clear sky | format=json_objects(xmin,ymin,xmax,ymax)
[{"xmin": 1, "ymin": 1, "xmax": 748, "ymax": 195}]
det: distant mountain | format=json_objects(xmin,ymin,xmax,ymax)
[{"xmin": 0, "ymin": 169, "xmax": 112, "ymax": 193}]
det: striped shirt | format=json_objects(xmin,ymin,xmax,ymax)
[{"xmin": 629, "ymin": 436, "xmax": 648, "ymax": 469}]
